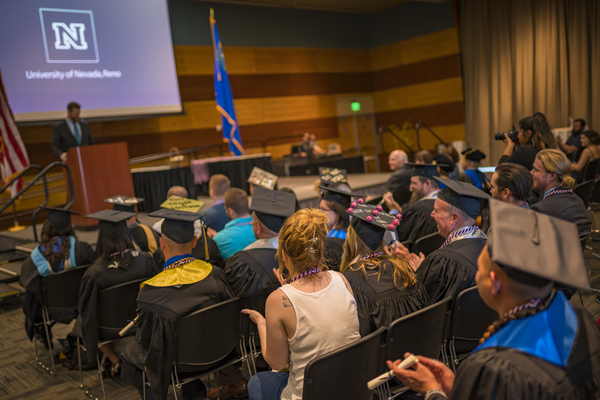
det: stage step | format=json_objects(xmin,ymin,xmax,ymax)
[
  {"xmin": 0, "ymin": 250, "xmax": 29, "ymax": 264},
  {"xmin": 0, "ymin": 261, "xmax": 23, "ymax": 284},
  {"xmin": 14, "ymin": 242, "xmax": 36, "ymax": 253}
]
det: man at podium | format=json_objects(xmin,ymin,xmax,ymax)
[{"xmin": 50, "ymin": 102, "xmax": 95, "ymax": 163}]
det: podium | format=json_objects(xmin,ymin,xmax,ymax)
[{"xmin": 65, "ymin": 142, "xmax": 134, "ymax": 228}]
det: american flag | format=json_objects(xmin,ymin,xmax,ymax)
[{"xmin": 0, "ymin": 70, "xmax": 30, "ymax": 198}]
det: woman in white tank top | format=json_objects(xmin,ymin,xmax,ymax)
[{"xmin": 243, "ymin": 209, "xmax": 360, "ymax": 400}]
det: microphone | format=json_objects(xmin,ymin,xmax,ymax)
[{"xmin": 415, "ymin": 121, "xmax": 420, "ymax": 129}]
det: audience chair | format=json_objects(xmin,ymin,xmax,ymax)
[
  {"xmin": 146, "ymin": 298, "xmax": 247, "ymax": 400},
  {"xmin": 302, "ymin": 327, "xmax": 387, "ymax": 400},
  {"xmin": 36, "ymin": 265, "xmax": 90, "ymax": 376},
  {"xmin": 580, "ymin": 159, "xmax": 600, "ymax": 183},
  {"xmin": 245, "ymin": 295, "xmax": 269, "ymax": 376},
  {"xmin": 574, "ymin": 179, "xmax": 595, "ymax": 210},
  {"xmin": 443, "ymin": 287, "xmax": 498, "ymax": 372},
  {"xmin": 87, "ymin": 278, "xmax": 146, "ymax": 400},
  {"xmin": 413, "ymin": 233, "xmax": 445, "ymax": 257}
]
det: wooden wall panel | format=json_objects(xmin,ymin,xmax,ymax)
[
  {"xmin": 375, "ymin": 101, "xmax": 465, "ymax": 128},
  {"xmin": 372, "ymin": 77, "xmax": 464, "ymax": 113}
]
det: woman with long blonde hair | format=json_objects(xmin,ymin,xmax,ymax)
[
  {"xmin": 243, "ymin": 209, "xmax": 360, "ymax": 400},
  {"xmin": 341, "ymin": 202, "xmax": 429, "ymax": 336}
]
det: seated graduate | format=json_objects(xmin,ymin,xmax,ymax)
[
  {"xmin": 151, "ymin": 185, "xmax": 189, "ymax": 233},
  {"xmin": 104, "ymin": 195, "xmax": 160, "ymax": 255},
  {"xmin": 433, "ymin": 153, "xmax": 455, "ymax": 179},
  {"xmin": 458, "ymin": 148, "xmax": 491, "ymax": 192},
  {"xmin": 20, "ymin": 207, "xmax": 95, "ymax": 348},
  {"xmin": 530, "ymin": 149, "xmax": 591, "ymax": 239},
  {"xmin": 388, "ymin": 178, "xmax": 490, "ymax": 303},
  {"xmin": 340, "ymin": 202, "xmax": 430, "ymax": 336},
  {"xmin": 210, "ymin": 188, "xmax": 256, "ymax": 259},
  {"xmin": 388, "ymin": 200, "xmax": 600, "ymax": 400},
  {"xmin": 243, "ymin": 209, "xmax": 360, "ymax": 400},
  {"xmin": 393, "ymin": 163, "xmax": 443, "ymax": 244},
  {"xmin": 203, "ymin": 174, "xmax": 232, "ymax": 231},
  {"xmin": 120, "ymin": 209, "xmax": 233, "ymax": 400},
  {"xmin": 72, "ymin": 210, "xmax": 156, "ymax": 373},
  {"xmin": 489, "ymin": 163, "xmax": 532, "ymax": 208}
]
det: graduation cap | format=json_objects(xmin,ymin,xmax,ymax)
[
  {"xmin": 104, "ymin": 195, "xmax": 144, "ymax": 213},
  {"xmin": 319, "ymin": 167, "xmax": 348, "ymax": 187},
  {"xmin": 487, "ymin": 199, "xmax": 590, "ymax": 290},
  {"xmin": 318, "ymin": 184, "xmax": 359, "ymax": 209},
  {"xmin": 148, "ymin": 208, "xmax": 201, "ymax": 244},
  {"xmin": 247, "ymin": 167, "xmax": 278, "ymax": 190},
  {"xmin": 160, "ymin": 196, "xmax": 204, "ymax": 213},
  {"xmin": 86, "ymin": 209, "xmax": 136, "ymax": 240},
  {"xmin": 462, "ymin": 148, "xmax": 487, "ymax": 162},
  {"xmin": 433, "ymin": 154, "xmax": 456, "ymax": 173},
  {"xmin": 346, "ymin": 201, "xmax": 401, "ymax": 251},
  {"xmin": 250, "ymin": 186, "xmax": 296, "ymax": 233},
  {"xmin": 434, "ymin": 177, "xmax": 491, "ymax": 220},
  {"xmin": 405, "ymin": 162, "xmax": 443, "ymax": 180},
  {"xmin": 39, "ymin": 206, "xmax": 78, "ymax": 233}
]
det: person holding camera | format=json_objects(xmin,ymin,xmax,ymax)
[{"xmin": 498, "ymin": 112, "xmax": 557, "ymax": 171}]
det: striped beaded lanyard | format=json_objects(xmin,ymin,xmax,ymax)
[
  {"xmin": 543, "ymin": 189, "xmax": 573, "ymax": 200},
  {"xmin": 290, "ymin": 267, "xmax": 321, "ymax": 283},
  {"xmin": 362, "ymin": 251, "xmax": 384, "ymax": 260},
  {"xmin": 235, "ymin": 221, "xmax": 253, "ymax": 226},
  {"xmin": 439, "ymin": 225, "xmax": 479, "ymax": 249},
  {"xmin": 163, "ymin": 256, "xmax": 196, "ymax": 271},
  {"xmin": 504, "ymin": 298, "xmax": 542, "ymax": 317}
]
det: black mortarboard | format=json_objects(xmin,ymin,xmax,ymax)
[
  {"xmin": 462, "ymin": 148, "xmax": 487, "ymax": 162},
  {"xmin": 487, "ymin": 200, "xmax": 590, "ymax": 290},
  {"xmin": 39, "ymin": 206, "xmax": 78, "ymax": 233},
  {"xmin": 433, "ymin": 154, "xmax": 456, "ymax": 173},
  {"xmin": 250, "ymin": 186, "xmax": 296, "ymax": 233},
  {"xmin": 434, "ymin": 177, "xmax": 491, "ymax": 220},
  {"xmin": 319, "ymin": 167, "xmax": 348, "ymax": 187},
  {"xmin": 104, "ymin": 195, "xmax": 144, "ymax": 213},
  {"xmin": 148, "ymin": 208, "xmax": 202, "ymax": 244},
  {"xmin": 346, "ymin": 202, "xmax": 400, "ymax": 251},
  {"xmin": 405, "ymin": 162, "xmax": 443, "ymax": 180},
  {"xmin": 247, "ymin": 167, "xmax": 278, "ymax": 190},
  {"xmin": 86, "ymin": 210, "xmax": 136, "ymax": 240},
  {"xmin": 318, "ymin": 185, "xmax": 358, "ymax": 209}
]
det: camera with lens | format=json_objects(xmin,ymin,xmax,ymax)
[{"xmin": 494, "ymin": 125, "xmax": 518, "ymax": 143}]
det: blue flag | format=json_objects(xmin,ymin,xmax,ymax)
[{"xmin": 210, "ymin": 11, "xmax": 244, "ymax": 156}]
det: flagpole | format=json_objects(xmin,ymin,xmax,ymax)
[{"xmin": 7, "ymin": 202, "xmax": 25, "ymax": 232}]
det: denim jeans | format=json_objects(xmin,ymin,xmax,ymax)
[{"xmin": 248, "ymin": 371, "xmax": 289, "ymax": 400}]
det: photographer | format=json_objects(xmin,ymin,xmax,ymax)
[{"xmin": 498, "ymin": 112, "xmax": 557, "ymax": 171}]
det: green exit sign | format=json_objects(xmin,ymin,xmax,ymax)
[{"xmin": 351, "ymin": 101, "xmax": 361, "ymax": 112}]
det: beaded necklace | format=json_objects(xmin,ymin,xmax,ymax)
[
  {"xmin": 290, "ymin": 267, "xmax": 321, "ymax": 283},
  {"xmin": 235, "ymin": 221, "xmax": 253, "ymax": 226},
  {"xmin": 362, "ymin": 251, "xmax": 384, "ymax": 260},
  {"xmin": 504, "ymin": 298, "xmax": 542, "ymax": 317},
  {"xmin": 439, "ymin": 225, "xmax": 479, "ymax": 249},
  {"xmin": 110, "ymin": 248, "xmax": 132, "ymax": 258},
  {"xmin": 163, "ymin": 256, "xmax": 196, "ymax": 271},
  {"xmin": 543, "ymin": 189, "xmax": 573, "ymax": 200}
]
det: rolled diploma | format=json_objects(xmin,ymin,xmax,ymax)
[
  {"xmin": 119, "ymin": 316, "xmax": 138, "ymax": 337},
  {"xmin": 367, "ymin": 354, "xmax": 418, "ymax": 390}
]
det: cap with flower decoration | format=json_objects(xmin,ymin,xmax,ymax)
[{"xmin": 346, "ymin": 199, "xmax": 401, "ymax": 251}]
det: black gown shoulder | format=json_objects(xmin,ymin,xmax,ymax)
[
  {"xmin": 387, "ymin": 167, "xmax": 412, "ymax": 206},
  {"xmin": 498, "ymin": 144, "xmax": 538, "ymax": 171},
  {"xmin": 324, "ymin": 236, "xmax": 345, "ymax": 271},
  {"xmin": 129, "ymin": 223, "xmax": 160, "ymax": 254},
  {"xmin": 531, "ymin": 192, "xmax": 591, "ymax": 238},
  {"xmin": 223, "ymin": 248, "xmax": 279, "ymax": 302},
  {"xmin": 395, "ymin": 199, "xmax": 437, "ymax": 243},
  {"xmin": 344, "ymin": 259, "xmax": 430, "ymax": 337}
]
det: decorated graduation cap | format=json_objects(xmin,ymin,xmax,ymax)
[
  {"xmin": 318, "ymin": 184, "xmax": 358, "ymax": 209},
  {"xmin": 250, "ymin": 186, "xmax": 296, "ymax": 233},
  {"xmin": 148, "ymin": 208, "xmax": 201, "ymax": 244},
  {"xmin": 487, "ymin": 199, "xmax": 590, "ymax": 290},
  {"xmin": 160, "ymin": 196, "xmax": 204, "ymax": 213},
  {"xmin": 346, "ymin": 200, "xmax": 401, "ymax": 251},
  {"xmin": 40, "ymin": 206, "xmax": 78, "ymax": 233},
  {"xmin": 104, "ymin": 195, "xmax": 144, "ymax": 213},
  {"xmin": 462, "ymin": 148, "xmax": 487, "ymax": 163},
  {"xmin": 405, "ymin": 162, "xmax": 443, "ymax": 180},
  {"xmin": 434, "ymin": 177, "xmax": 491, "ymax": 220},
  {"xmin": 433, "ymin": 154, "xmax": 456, "ymax": 173},
  {"xmin": 86, "ymin": 209, "xmax": 136, "ymax": 240},
  {"xmin": 247, "ymin": 167, "xmax": 278, "ymax": 190},
  {"xmin": 319, "ymin": 167, "xmax": 348, "ymax": 187}
]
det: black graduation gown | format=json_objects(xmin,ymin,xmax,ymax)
[
  {"xmin": 416, "ymin": 238, "xmax": 485, "ymax": 303},
  {"xmin": 129, "ymin": 223, "xmax": 160, "ymax": 254},
  {"xmin": 344, "ymin": 260, "xmax": 430, "ymax": 337},
  {"xmin": 324, "ymin": 237, "xmax": 345, "ymax": 271},
  {"xmin": 395, "ymin": 199, "xmax": 437, "ymax": 244},
  {"xmin": 429, "ymin": 305, "xmax": 600, "ymax": 400},
  {"xmin": 20, "ymin": 240, "xmax": 96, "ymax": 341},
  {"xmin": 223, "ymin": 247, "xmax": 280, "ymax": 304},
  {"xmin": 72, "ymin": 252, "xmax": 156, "ymax": 365},
  {"xmin": 387, "ymin": 166, "xmax": 412, "ymax": 206},
  {"xmin": 120, "ymin": 263, "xmax": 233, "ymax": 400},
  {"xmin": 531, "ymin": 192, "xmax": 591, "ymax": 239}
]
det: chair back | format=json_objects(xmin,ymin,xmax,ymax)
[
  {"xmin": 303, "ymin": 327, "xmax": 387, "ymax": 400},
  {"xmin": 581, "ymin": 158, "xmax": 600, "ymax": 182},
  {"xmin": 387, "ymin": 296, "xmax": 452, "ymax": 363},
  {"xmin": 97, "ymin": 278, "xmax": 146, "ymax": 340},
  {"xmin": 413, "ymin": 233, "xmax": 445, "ymax": 257},
  {"xmin": 400, "ymin": 240, "xmax": 413, "ymax": 253},
  {"xmin": 40, "ymin": 265, "xmax": 90, "ymax": 309},
  {"xmin": 574, "ymin": 179, "xmax": 595, "ymax": 208},
  {"xmin": 448, "ymin": 287, "xmax": 497, "ymax": 356},
  {"xmin": 174, "ymin": 297, "xmax": 244, "ymax": 366}
]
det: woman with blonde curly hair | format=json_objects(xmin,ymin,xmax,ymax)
[
  {"xmin": 243, "ymin": 209, "xmax": 360, "ymax": 400},
  {"xmin": 340, "ymin": 203, "xmax": 430, "ymax": 336}
]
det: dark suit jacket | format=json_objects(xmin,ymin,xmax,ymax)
[{"xmin": 50, "ymin": 120, "xmax": 95, "ymax": 159}]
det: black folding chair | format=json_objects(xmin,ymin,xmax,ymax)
[
  {"xmin": 303, "ymin": 327, "xmax": 387, "ymax": 400},
  {"xmin": 245, "ymin": 294, "xmax": 269, "ymax": 376},
  {"xmin": 574, "ymin": 179, "xmax": 595, "ymax": 209},
  {"xmin": 37, "ymin": 265, "xmax": 89, "ymax": 376},
  {"xmin": 580, "ymin": 159, "xmax": 600, "ymax": 183},
  {"xmin": 443, "ymin": 287, "xmax": 497, "ymax": 372},
  {"xmin": 413, "ymin": 233, "xmax": 445, "ymax": 257},
  {"xmin": 149, "ymin": 298, "xmax": 247, "ymax": 400},
  {"xmin": 87, "ymin": 278, "xmax": 145, "ymax": 400},
  {"xmin": 400, "ymin": 240, "xmax": 412, "ymax": 253}
]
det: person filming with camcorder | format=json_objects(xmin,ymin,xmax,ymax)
[{"xmin": 497, "ymin": 112, "xmax": 557, "ymax": 171}]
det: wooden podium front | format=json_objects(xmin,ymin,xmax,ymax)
[{"xmin": 65, "ymin": 142, "xmax": 134, "ymax": 228}]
